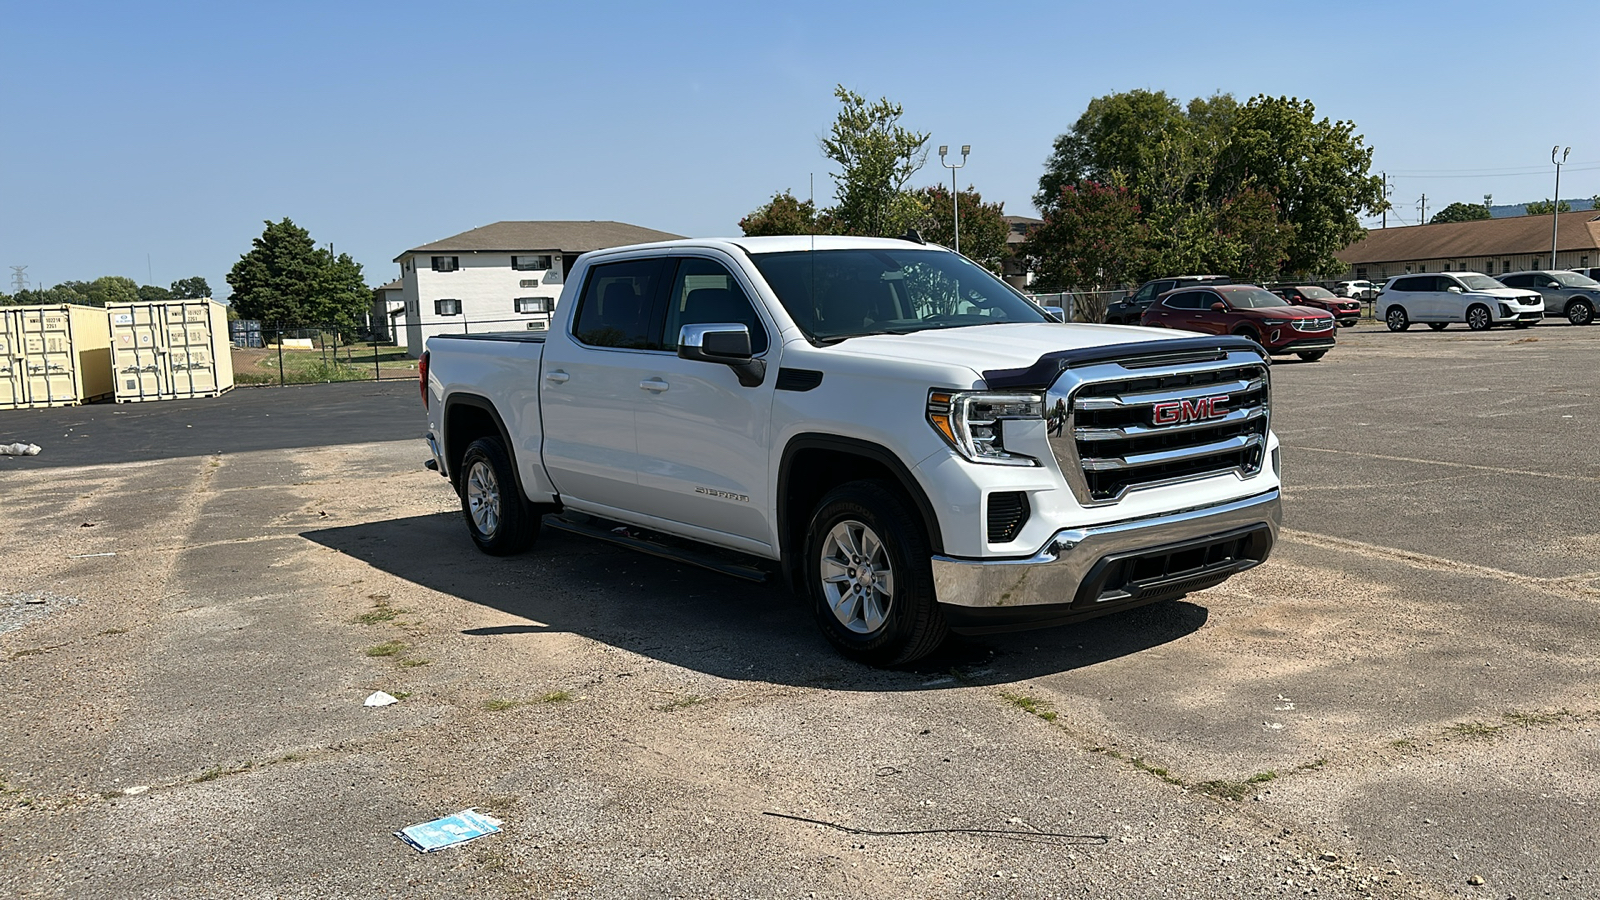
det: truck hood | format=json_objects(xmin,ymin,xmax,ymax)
[{"xmin": 819, "ymin": 322, "xmax": 1195, "ymax": 375}]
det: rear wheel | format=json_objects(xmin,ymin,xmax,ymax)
[
  {"xmin": 804, "ymin": 481, "xmax": 947, "ymax": 667},
  {"xmin": 1466, "ymin": 304, "xmax": 1493, "ymax": 331},
  {"xmin": 1385, "ymin": 307, "xmax": 1410, "ymax": 332},
  {"xmin": 1427, "ymin": 322, "xmax": 1448, "ymax": 331},
  {"xmin": 1297, "ymin": 350, "xmax": 1327, "ymax": 362},
  {"xmin": 459, "ymin": 436, "xmax": 537, "ymax": 556},
  {"xmin": 1567, "ymin": 300, "xmax": 1593, "ymax": 326}
]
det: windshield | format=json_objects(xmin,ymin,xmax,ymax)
[
  {"xmin": 1298, "ymin": 286, "xmax": 1335, "ymax": 299},
  {"xmin": 1457, "ymin": 274, "xmax": 1505, "ymax": 291},
  {"xmin": 1549, "ymin": 271, "xmax": 1600, "ymax": 288},
  {"xmin": 1224, "ymin": 288, "xmax": 1290, "ymax": 309},
  {"xmin": 748, "ymin": 248, "xmax": 1048, "ymax": 340}
]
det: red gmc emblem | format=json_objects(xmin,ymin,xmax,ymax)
[{"xmin": 1152, "ymin": 395, "xmax": 1230, "ymax": 426}]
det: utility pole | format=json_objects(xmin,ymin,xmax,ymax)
[
  {"xmin": 1381, "ymin": 172, "xmax": 1394, "ymax": 228},
  {"xmin": 9, "ymin": 266, "xmax": 28, "ymax": 294},
  {"xmin": 938, "ymin": 144, "xmax": 969, "ymax": 254},
  {"xmin": 1551, "ymin": 146, "xmax": 1570, "ymax": 270},
  {"xmin": 1417, "ymin": 194, "xmax": 1428, "ymax": 225}
]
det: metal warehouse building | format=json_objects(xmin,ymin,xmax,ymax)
[{"xmin": 1337, "ymin": 209, "xmax": 1600, "ymax": 282}]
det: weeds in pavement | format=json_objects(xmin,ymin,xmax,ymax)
[
  {"xmin": 1503, "ymin": 709, "xmax": 1566, "ymax": 728},
  {"xmin": 483, "ymin": 699, "xmax": 520, "ymax": 711},
  {"xmin": 396, "ymin": 657, "xmax": 431, "ymax": 668},
  {"xmin": 541, "ymin": 690, "xmax": 574, "ymax": 704},
  {"xmin": 1000, "ymin": 691, "xmax": 1057, "ymax": 722},
  {"xmin": 97, "ymin": 628, "xmax": 129, "ymax": 636},
  {"xmin": 1194, "ymin": 771, "xmax": 1277, "ymax": 801},
  {"xmin": 1446, "ymin": 721, "xmax": 1503, "ymax": 739},
  {"xmin": 365, "ymin": 641, "xmax": 405, "ymax": 658},
  {"xmin": 656, "ymin": 695, "xmax": 704, "ymax": 711},
  {"xmin": 352, "ymin": 605, "xmax": 400, "ymax": 625}
]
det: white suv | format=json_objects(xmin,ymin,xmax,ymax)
[{"xmin": 1378, "ymin": 272, "xmax": 1543, "ymax": 332}]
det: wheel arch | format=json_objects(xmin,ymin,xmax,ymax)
[
  {"xmin": 442, "ymin": 393, "xmax": 525, "ymax": 500},
  {"xmin": 776, "ymin": 434, "xmax": 944, "ymax": 591}
]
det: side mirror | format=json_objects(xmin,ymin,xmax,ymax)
[
  {"xmin": 678, "ymin": 323, "xmax": 765, "ymax": 387},
  {"xmin": 1210, "ymin": 301, "xmax": 1227, "ymax": 312},
  {"xmin": 1547, "ymin": 282, "xmax": 1561, "ymax": 289},
  {"xmin": 1043, "ymin": 306, "xmax": 1066, "ymax": 323},
  {"xmin": 1447, "ymin": 286, "xmax": 1463, "ymax": 293}
]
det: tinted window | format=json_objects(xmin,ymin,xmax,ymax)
[
  {"xmin": 1132, "ymin": 282, "xmax": 1158, "ymax": 303},
  {"xmin": 572, "ymin": 258, "xmax": 668, "ymax": 349},
  {"xmin": 1550, "ymin": 271, "xmax": 1599, "ymax": 287},
  {"xmin": 1391, "ymin": 276, "xmax": 1429, "ymax": 292},
  {"xmin": 1163, "ymin": 291, "xmax": 1203, "ymax": 310},
  {"xmin": 661, "ymin": 257, "xmax": 768, "ymax": 354},
  {"xmin": 749, "ymin": 248, "xmax": 1046, "ymax": 341},
  {"xmin": 1219, "ymin": 288, "xmax": 1288, "ymax": 309}
]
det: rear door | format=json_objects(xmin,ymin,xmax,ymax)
[
  {"xmin": 538, "ymin": 256, "xmax": 671, "ymax": 514},
  {"xmin": 630, "ymin": 254, "xmax": 778, "ymax": 551}
]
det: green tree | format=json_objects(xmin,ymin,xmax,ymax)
[
  {"xmin": 83, "ymin": 276, "xmax": 140, "ymax": 307},
  {"xmin": 228, "ymin": 218, "xmax": 363, "ymax": 326},
  {"xmin": 1022, "ymin": 180, "xmax": 1148, "ymax": 321},
  {"xmin": 1430, "ymin": 202, "xmax": 1493, "ymax": 224},
  {"xmin": 739, "ymin": 190, "xmax": 821, "ymax": 236},
  {"xmin": 1217, "ymin": 188, "xmax": 1293, "ymax": 284},
  {"xmin": 1525, "ymin": 199, "xmax": 1572, "ymax": 216},
  {"xmin": 1034, "ymin": 90, "xmax": 1190, "ymax": 214},
  {"xmin": 1213, "ymin": 95, "xmax": 1382, "ymax": 276},
  {"xmin": 908, "ymin": 184, "xmax": 1010, "ymax": 272},
  {"xmin": 170, "ymin": 276, "xmax": 212, "ymax": 299},
  {"xmin": 821, "ymin": 85, "xmax": 930, "ymax": 236},
  {"xmin": 306, "ymin": 248, "xmax": 370, "ymax": 330},
  {"xmin": 138, "ymin": 284, "xmax": 173, "ymax": 303}
]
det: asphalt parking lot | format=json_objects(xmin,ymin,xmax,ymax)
[{"xmin": 2, "ymin": 323, "xmax": 1598, "ymax": 899}]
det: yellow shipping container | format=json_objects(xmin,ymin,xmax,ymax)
[
  {"xmin": 106, "ymin": 300, "xmax": 235, "ymax": 402},
  {"xmin": 0, "ymin": 304, "xmax": 114, "ymax": 410}
]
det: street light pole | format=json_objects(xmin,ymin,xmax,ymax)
[
  {"xmin": 1551, "ymin": 146, "xmax": 1570, "ymax": 269},
  {"xmin": 938, "ymin": 144, "xmax": 969, "ymax": 254}
]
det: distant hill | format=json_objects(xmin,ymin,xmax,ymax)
[{"xmin": 1488, "ymin": 198, "xmax": 1596, "ymax": 218}]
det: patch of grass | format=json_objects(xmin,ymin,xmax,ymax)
[
  {"xmin": 390, "ymin": 691, "xmax": 413, "ymax": 701},
  {"xmin": 1446, "ymin": 721, "xmax": 1503, "ymax": 739},
  {"xmin": 1194, "ymin": 771, "xmax": 1277, "ymax": 801},
  {"xmin": 233, "ymin": 371, "xmax": 275, "ymax": 385},
  {"xmin": 9, "ymin": 648, "xmax": 47, "ymax": 659},
  {"xmin": 1503, "ymin": 709, "xmax": 1566, "ymax": 728},
  {"xmin": 396, "ymin": 657, "xmax": 431, "ymax": 668},
  {"xmin": 656, "ymin": 694, "xmax": 704, "ymax": 711},
  {"xmin": 1129, "ymin": 757, "xmax": 1184, "ymax": 786},
  {"xmin": 541, "ymin": 690, "xmax": 574, "ymax": 704},
  {"xmin": 97, "ymin": 627, "xmax": 129, "ymax": 636},
  {"xmin": 1000, "ymin": 691, "xmax": 1057, "ymax": 722},
  {"xmin": 352, "ymin": 605, "xmax": 400, "ymax": 625},
  {"xmin": 483, "ymin": 698, "xmax": 521, "ymax": 712},
  {"xmin": 193, "ymin": 761, "xmax": 256, "ymax": 783},
  {"xmin": 1296, "ymin": 758, "xmax": 1328, "ymax": 771},
  {"xmin": 364, "ymin": 641, "xmax": 406, "ymax": 658}
]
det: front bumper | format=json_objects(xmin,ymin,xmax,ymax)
[
  {"xmin": 930, "ymin": 489, "xmax": 1280, "ymax": 633},
  {"xmin": 1266, "ymin": 337, "xmax": 1335, "ymax": 355}
]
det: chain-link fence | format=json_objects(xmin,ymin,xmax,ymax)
[
  {"xmin": 231, "ymin": 323, "xmax": 419, "ymax": 386},
  {"xmin": 1028, "ymin": 289, "xmax": 1129, "ymax": 324}
]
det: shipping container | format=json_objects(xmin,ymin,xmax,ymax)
[
  {"xmin": 106, "ymin": 300, "xmax": 235, "ymax": 402},
  {"xmin": 0, "ymin": 304, "xmax": 114, "ymax": 410}
]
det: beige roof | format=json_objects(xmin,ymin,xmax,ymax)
[
  {"xmin": 396, "ymin": 220, "xmax": 685, "ymax": 261},
  {"xmin": 1339, "ymin": 210, "xmax": 1600, "ymax": 264},
  {"xmin": 376, "ymin": 279, "xmax": 403, "ymax": 292},
  {"xmin": 1003, "ymin": 214, "xmax": 1044, "ymax": 246}
]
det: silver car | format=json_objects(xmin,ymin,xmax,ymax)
[{"xmin": 1497, "ymin": 270, "xmax": 1600, "ymax": 326}]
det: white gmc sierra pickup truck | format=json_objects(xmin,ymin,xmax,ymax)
[{"xmin": 422, "ymin": 235, "xmax": 1282, "ymax": 665}]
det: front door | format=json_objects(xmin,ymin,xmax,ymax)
[{"xmin": 631, "ymin": 255, "xmax": 777, "ymax": 551}]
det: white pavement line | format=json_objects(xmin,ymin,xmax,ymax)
[
  {"xmin": 1291, "ymin": 446, "xmax": 1600, "ymax": 483},
  {"xmin": 1281, "ymin": 528, "xmax": 1600, "ymax": 598}
]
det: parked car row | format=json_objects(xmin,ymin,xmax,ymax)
[
  {"xmin": 1378, "ymin": 269, "xmax": 1600, "ymax": 331},
  {"xmin": 1130, "ymin": 280, "xmax": 1337, "ymax": 362}
]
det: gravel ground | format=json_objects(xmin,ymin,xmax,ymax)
[{"xmin": 1, "ymin": 324, "xmax": 1597, "ymax": 898}]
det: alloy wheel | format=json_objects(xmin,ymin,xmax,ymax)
[
  {"xmin": 466, "ymin": 460, "xmax": 501, "ymax": 538},
  {"xmin": 819, "ymin": 519, "xmax": 894, "ymax": 635}
]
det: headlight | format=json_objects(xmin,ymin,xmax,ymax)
[{"xmin": 927, "ymin": 390, "xmax": 1042, "ymax": 466}]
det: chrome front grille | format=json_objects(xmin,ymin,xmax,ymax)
[
  {"xmin": 1292, "ymin": 316, "xmax": 1333, "ymax": 331},
  {"xmin": 1046, "ymin": 349, "xmax": 1270, "ymax": 506}
]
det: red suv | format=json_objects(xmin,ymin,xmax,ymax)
[
  {"xmin": 1141, "ymin": 284, "xmax": 1336, "ymax": 361},
  {"xmin": 1272, "ymin": 285, "xmax": 1360, "ymax": 327}
]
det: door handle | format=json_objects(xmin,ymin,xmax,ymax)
[
  {"xmin": 545, "ymin": 370, "xmax": 569, "ymax": 384},
  {"xmin": 639, "ymin": 378, "xmax": 669, "ymax": 393}
]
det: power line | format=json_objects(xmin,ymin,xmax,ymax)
[{"xmin": 1390, "ymin": 163, "xmax": 1600, "ymax": 180}]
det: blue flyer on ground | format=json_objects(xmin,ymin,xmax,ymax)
[{"xmin": 395, "ymin": 808, "xmax": 504, "ymax": 853}]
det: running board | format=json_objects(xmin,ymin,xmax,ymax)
[{"xmin": 543, "ymin": 514, "xmax": 771, "ymax": 583}]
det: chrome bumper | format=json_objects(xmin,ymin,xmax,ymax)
[{"xmin": 930, "ymin": 489, "xmax": 1281, "ymax": 610}]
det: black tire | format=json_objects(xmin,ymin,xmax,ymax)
[
  {"xmin": 1466, "ymin": 304, "xmax": 1493, "ymax": 331},
  {"xmin": 1385, "ymin": 306, "xmax": 1410, "ymax": 332},
  {"xmin": 1427, "ymin": 322, "xmax": 1448, "ymax": 331},
  {"xmin": 1567, "ymin": 300, "xmax": 1593, "ymax": 326},
  {"xmin": 1512, "ymin": 321, "xmax": 1533, "ymax": 329},
  {"xmin": 1297, "ymin": 350, "xmax": 1327, "ymax": 362},
  {"xmin": 458, "ymin": 436, "xmax": 537, "ymax": 556},
  {"xmin": 803, "ymin": 480, "xmax": 947, "ymax": 666}
]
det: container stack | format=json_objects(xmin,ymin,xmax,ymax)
[{"xmin": 105, "ymin": 300, "xmax": 235, "ymax": 402}]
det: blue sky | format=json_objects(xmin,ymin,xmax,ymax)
[{"xmin": 3, "ymin": 0, "xmax": 1597, "ymax": 297}]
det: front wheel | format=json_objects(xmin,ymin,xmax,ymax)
[
  {"xmin": 1466, "ymin": 304, "xmax": 1493, "ymax": 331},
  {"xmin": 804, "ymin": 481, "xmax": 947, "ymax": 666},
  {"xmin": 1385, "ymin": 307, "xmax": 1410, "ymax": 332},
  {"xmin": 1567, "ymin": 300, "xmax": 1593, "ymax": 326},
  {"xmin": 458, "ymin": 437, "xmax": 537, "ymax": 556},
  {"xmin": 1297, "ymin": 350, "xmax": 1327, "ymax": 362}
]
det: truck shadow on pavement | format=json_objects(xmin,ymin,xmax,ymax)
[{"xmin": 302, "ymin": 512, "xmax": 1208, "ymax": 690}]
